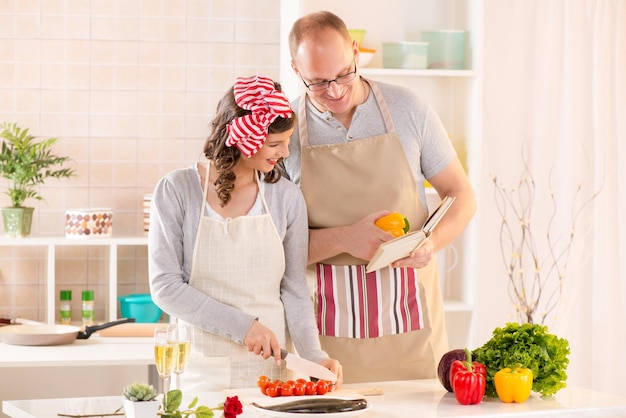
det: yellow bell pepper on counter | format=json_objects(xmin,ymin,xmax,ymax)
[
  {"xmin": 375, "ymin": 212, "xmax": 410, "ymax": 237},
  {"xmin": 494, "ymin": 367, "xmax": 533, "ymax": 403}
]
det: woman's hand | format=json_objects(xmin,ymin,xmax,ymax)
[
  {"xmin": 320, "ymin": 358, "xmax": 343, "ymax": 390},
  {"xmin": 243, "ymin": 320, "xmax": 281, "ymax": 365}
]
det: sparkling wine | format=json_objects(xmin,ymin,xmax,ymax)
[
  {"xmin": 154, "ymin": 343, "xmax": 175, "ymax": 378},
  {"xmin": 174, "ymin": 341, "xmax": 191, "ymax": 374}
]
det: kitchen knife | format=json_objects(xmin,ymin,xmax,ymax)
[{"xmin": 280, "ymin": 349, "xmax": 337, "ymax": 383}]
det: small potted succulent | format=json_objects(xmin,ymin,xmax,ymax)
[{"xmin": 122, "ymin": 381, "xmax": 160, "ymax": 418}]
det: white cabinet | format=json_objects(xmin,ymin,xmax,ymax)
[
  {"xmin": 279, "ymin": 0, "xmax": 483, "ymax": 348},
  {"xmin": 0, "ymin": 235, "xmax": 148, "ymax": 324}
]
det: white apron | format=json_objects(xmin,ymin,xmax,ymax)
[
  {"xmin": 298, "ymin": 79, "xmax": 448, "ymax": 383},
  {"xmin": 179, "ymin": 164, "xmax": 292, "ymax": 392}
]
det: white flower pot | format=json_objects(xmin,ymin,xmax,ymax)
[{"xmin": 123, "ymin": 399, "xmax": 160, "ymax": 418}]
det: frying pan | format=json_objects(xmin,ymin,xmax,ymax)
[{"xmin": 0, "ymin": 318, "xmax": 136, "ymax": 346}]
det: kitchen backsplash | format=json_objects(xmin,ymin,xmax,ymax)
[{"xmin": 0, "ymin": 0, "xmax": 282, "ymax": 321}]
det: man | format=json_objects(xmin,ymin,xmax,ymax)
[{"xmin": 282, "ymin": 11, "xmax": 476, "ymax": 383}]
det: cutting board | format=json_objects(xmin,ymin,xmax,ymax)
[{"xmin": 96, "ymin": 322, "xmax": 163, "ymax": 337}]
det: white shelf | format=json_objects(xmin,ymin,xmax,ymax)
[
  {"xmin": 443, "ymin": 300, "xmax": 474, "ymax": 312},
  {"xmin": 0, "ymin": 235, "xmax": 148, "ymax": 246},
  {"xmin": 360, "ymin": 68, "xmax": 477, "ymax": 77},
  {"xmin": 0, "ymin": 235, "xmax": 148, "ymax": 324}
]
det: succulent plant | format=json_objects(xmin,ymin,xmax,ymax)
[{"xmin": 122, "ymin": 381, "xmax": 158, "ymax": 401}]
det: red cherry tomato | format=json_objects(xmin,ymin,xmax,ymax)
[
  {"xmin": 265, "ymin": 383, "xmax": 279, "ymax": 398},
  {"xmin": 296, "ymin": 378, "xmax": 308, "ymax": 384},
  {"xmin": 292, "ymin": 382, "xmax": 306, "ymax": 396},
  {"xmin": 280, "ymin": 382, "xmax": 294, "ymax": 396},
  {"xmin": 304, "ymin": 381, "xmax": 317, "ymax": 396},
  {"xmin": 257, "ymin": 375, "xmax": 270, "ymax": 389},
  {"xmin": 316, "ymin": 380, "xmax": 329, "ymax": 395}
]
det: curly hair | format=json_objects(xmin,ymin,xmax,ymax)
[{"xmin": 203, "ymin": 81, "xmax": 295, "ymax": 207}]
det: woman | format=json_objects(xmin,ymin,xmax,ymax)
[{"xmin": 149, "ymin": 75, "xmax": 342, "ymax": 391}]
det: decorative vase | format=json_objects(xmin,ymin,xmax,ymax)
[
  {"xmin": 1, "ymin": 207, "xmax": 34, "ymax": 238},
  {"xmin": 123, "ymin": 399, "xmax": 160, "ymax": 418}
]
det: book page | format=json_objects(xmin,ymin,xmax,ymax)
[{"xmin": 365, "ymin": 230, "xmax": 428, "ymax": 273}]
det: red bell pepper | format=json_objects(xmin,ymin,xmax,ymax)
[
  {"xmin": 450, "ymin": 348, "xmax": 486, "ymax": 405},
  {"xmin": 449, "ymin": 348, "xmax": 487, "ymax": 385}
]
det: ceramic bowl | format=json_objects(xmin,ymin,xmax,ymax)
[
  {"xmin": 348, "ymin": 29, "xmax": 367, "ymax": 48},
  {"xmin": 382, "ymin": 42, "xmax": 429, "ymax": 69},
  {"xmin": 118, "ymin": 293, "xmax": 162, "ymax": 323},
  {"xmin": 359, "ymin": 48, "xmax": 376, "ymax": 67}
]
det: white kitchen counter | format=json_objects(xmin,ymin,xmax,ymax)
[
  {"xmin": 0, "ymin": 336, "xmax": 155, "ymax": 418},
  {"xmin": 0, "ymin": 335, "xmax": 154, "ymax": 368},
  {"xmin": 4, "ymin": 379, "xmax": 626, "ymax": 418}
]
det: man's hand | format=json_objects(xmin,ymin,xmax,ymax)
[
  {"xmin": 344, "ymin": 210, "xmax": 396, "ymax": 261},
  {"xmin": 391, "ymin": 238, "xmax": 435, "ymax": 269},
  {"xmin": 308, "ymin": 210, "xmax": 406, "ymax": 264}
]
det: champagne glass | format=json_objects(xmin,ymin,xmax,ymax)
[
  {"xmin": 154, "ymin": 327, "xmax": 175, "ymax": 401},
  {"xmin": 169, "ymin": 323, "xmax": 192, "ymax": 390}
]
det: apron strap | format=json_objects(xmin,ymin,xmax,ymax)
[
  {"xmin": 367, "ymin": 79, "xmax": 395, "ymax": 134},
  {"xmin": 298, "ymin": 94, "xmax": 310, "ymax": 147},
  {"xmin": 200, "ymin": 161, "xmax": 269, "ymax": 215}
]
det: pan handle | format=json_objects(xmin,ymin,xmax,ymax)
[{"xmin": 77, "ymin": 318, "xmax": 137, "ymax": 339}]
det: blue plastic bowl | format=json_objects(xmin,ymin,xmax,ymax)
[{"xmin": 118, "ymin": 293, "xmax": 162, "ymax": 323}]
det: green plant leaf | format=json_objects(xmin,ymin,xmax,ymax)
[
  {"xmin": 0, "ymin": 122, "xmax": 75, "ymax": 207},
  {"xmin": 194, "ymin": 406, "xmax": 215, "ymax": 418},
  {"xmin": 165, "ymin": 390, "xmax": 183, "ymax": 412}
]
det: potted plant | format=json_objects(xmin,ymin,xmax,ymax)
[
  {"xmin": 122, "ymin": 381, "xmax": 160, "ymax": 418},
  {"xmin": 121, "ymin": 382, "xmax": 243, "ymax": 418},
  {"xmin": 0, "ymin": 122, "xmax": 75, "ymax": 237}
]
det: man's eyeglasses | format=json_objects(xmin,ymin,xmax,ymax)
[{"xmin": 299, "ymin": 61, "xmax": 357, "ymax": 92}]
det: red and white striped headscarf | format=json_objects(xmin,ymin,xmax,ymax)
[{"xmin": 226, "ymin": 75, "xmax": 293, "ymax": 158}]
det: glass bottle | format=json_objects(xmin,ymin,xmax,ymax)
[
  {"xmin": 60, "ymin": 290, "xmax": 72, "ymax": 325},
  {"xmin": 81, "ymin": 290, "xmax": 95, "ymax": 325}
]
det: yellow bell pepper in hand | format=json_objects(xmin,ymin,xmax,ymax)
[
  {"xmin": 494, "ymin": 367, "xmax": 533, "ymax": 403},
  {"xmin": 375, "ymin": 212, "xmax": 410, "ymax": 237}
]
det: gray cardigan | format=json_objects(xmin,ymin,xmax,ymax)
[{"xmin": 148, "ymin": 164, "xmax": 327, "ymax": 363}]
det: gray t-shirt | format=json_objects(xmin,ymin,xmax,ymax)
[
  {"xmin": 282, "ymin": 79, "xmax": 456, "ymax": 212},
  {"xmin": 148, "ymin": 163, "xmax": 327, "ymax": 363}
]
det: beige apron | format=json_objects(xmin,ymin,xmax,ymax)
[
  {"xmin": 179, "ymin": 164, "xmax": 292, "ymax": 392},
  {"xmin": 298, "ymin": 79, "xmax": 448, "ymax": 383}
]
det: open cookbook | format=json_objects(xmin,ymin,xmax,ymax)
[{"xmin": 365, "ymin": 196, "xmax": 456, "ymax": 273}]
